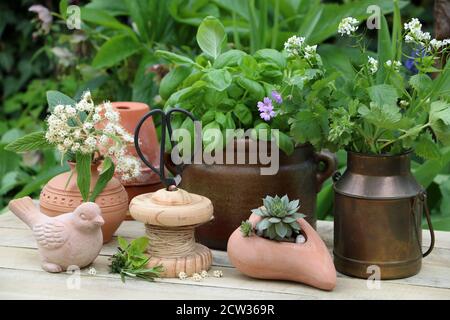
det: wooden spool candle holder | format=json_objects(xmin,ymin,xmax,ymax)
[{"xmin": 129, "ymin": 187, "xmax": 214, "ymax": 277}]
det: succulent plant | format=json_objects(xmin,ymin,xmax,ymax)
[
  {"xmin": 240, "ymin": 220, "xmax": 253, "ymax": 237},
  {"xmin": 252, "ymin": 195, "xmax": 305, "ymax": 241}
]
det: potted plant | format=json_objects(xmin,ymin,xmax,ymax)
[
  {"xmin": 227, "ymin": 195, "xmax": 336, "ymax": 291},
  {"xmin": 156, "ymin": 16, "xmax": 336, "ymax": 250},
  {"xmin": 6, "ymin": 90, "xmax": 142, "ymax": 243},
  {"xmin": 328, "ymin": 4, "xmax": 449, "ymax": 279}
]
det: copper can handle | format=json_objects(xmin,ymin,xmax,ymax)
[
  {"xmin": 314, "ymin": 150, "xmax": 337, "ymax": 192},
  {"xmin": 419, "ymin": 191, "xmax": 435, "ymax": 258}
]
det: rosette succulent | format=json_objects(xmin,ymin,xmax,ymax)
[{"xmin": 252, "ymin": 195, "xmax": 305, "ymax": 241}]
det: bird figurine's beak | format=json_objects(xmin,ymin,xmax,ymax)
[{"xmin": 93, "ymin": 216, "xmax": 105, "ymax": 226}]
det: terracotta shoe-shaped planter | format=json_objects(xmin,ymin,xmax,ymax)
[{"xmin": 227, "ymin": 214, "xmax": 336, "ymax": 291}]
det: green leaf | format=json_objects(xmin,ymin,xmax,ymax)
[
  {"xmin": 273, "ymin": 130, "xmax": 294, "ymax": 156},
  {"xmin": 129, "ymin": 237, "xmax": 149, "ymax": 254},
  {"xmin": 204, "ymin": 69, "xmax": 232, "ymax": 91},
  {"xmin": 254, "ymin": 49, "xmax": 286, "ymax": 69},
  {"xmin": 155, "ymin": 50, "xmax": 196, "ymax": 66},
  {"xmin": 376, "ymin": 14, "xmax": 393, "ymax": 84},
  {"xmin": 46, "ymin": 90, "xmax": 76, "ymax": 111},
  {"xmin": 251, "ymin": 122, "xmax": 271, "ymax": 141},
  {"xmin": 196, "ymin": 16, "xmax": 226, "ymax": 59},
  {"xmin": 15, "ymin": 164, "xmax": 69, "ymax": 198},
  {"xmin": 367, "ymin": 84, "xmax": 398, "ymax": 106},
  {"xmin": 236, "ymin": 76, "xmax": 265, "ymax": 99},
  {"xmin": 89, "ymin": 157, "xmax": 115, "ymax": 202},
  {"xmin": 290, "ymin": 109, "xmax": 326, "ymax": 147},
  {"xmin": 415, "ymin": 132, "xmax": 441, "ymax": 160},
  {"xmin": 256, "ymin": 218, "xmax": 270, "ymax": 231},
  {"xmin": 275, "ymin": 222, "xmax": 288, "ymax": 239},
  {"xmin": 92, "ymin": 34, "xmax": 141, "ymax": 69},
  {"xmin": 5, "ymin": 131, "xmax": 51, "ymax": 153},
  {"xmin": 76, "ymin": 152, "xmax": 92, "ymax": 202},
  {"xmin": 81, "ymin": 7, "xmax": 133, "ymax": 31},
  {"xmin": 159, "ymin": 66, "xmax": 192, "ymax": 100},
  {"xmin": 213, "ymin": 50, "xmax": 247, "ymax": 68},
  {"xmin": 429, "ymin": 101, "xmax": 450, "ymax": 145},
  {"xmin": 413, "ymin": 147, "xmax": 450, "ymax": 188},
  {"xmin": 409, "ymin": 74, "xmax": 433, "ymax": 93},
  {"xmin": 118, "ymin": 237, "xmax": 129, "ymax": 250},
  {"xmin": 233, "ymin": 103, "xmax": 252, "ymax": 127},
  {"xmin": 358, "ymin": 102, "xmax": 401, "ymax": 129}
]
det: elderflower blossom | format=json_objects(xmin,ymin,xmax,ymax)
[
  {"xmin": 192, "ymin": 273, "xmax": 202, "ymax": 281},
  {"xmin": 44, "ymin": 90, "xmax": 142, "ymax": 181},
  {"xmin": 338, "ymin": 17, "xmax": 359, "ymax": 36},
  {"xmin": 178, "ymin": 272, "xmax": 187, "ymax": 280},
  {"xmin": 284, "ymin": 35, "xmax": 305, "ymax": 57},
  {"xmin": 385, "ymin": 60, "xmax": 402, "ymax": 72},
  {"xmin": 367, "ymin": 56, "xmax": 378, "ymax": 74},
  {"xmin": 200, "ymin": 270, "xmax": 208, "ymax": 278},
  {"xmin": 213, "ymin": 270, "xmax": 223, "ymax": 278}
]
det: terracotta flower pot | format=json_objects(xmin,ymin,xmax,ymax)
[
  {"xmin": 227, "ymin": 213, "xmax": 336, "ymax": 291},
  {"xmin": 98, "ymin": 102, "xmax": 164, "ymax": 219},
  {"xmin": 39, "ymin": 162, "xmax": 128, "ymax": 243},
  {"xmin": 168, "ymin": 139, "xmax": 336, "ymax": 250}
]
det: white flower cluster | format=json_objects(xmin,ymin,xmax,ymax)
[
  {"xmin": 367, "ymin": 56, "xmax": 378, "ymax": 74},
  {"xmin": 404, "ymin": 18, "xmax": 450, "ymax": 53},
  {"xmin": 284, "ymin": 36, "xmax": 321, "ymax": 65},
  {"xmin": 338, "ymin": 17, "xmax": 359, "ymax": 36},
  {"xmin": 385, "ymin": 60, "xmax": 402, "ymax": 72},
  {"xmin": 44, "ymin": 91, "xmax": 141, "ymax": 181},
  {"xmin": 284, "ymin": 35, "xmax": 305, "ymax": 57}
]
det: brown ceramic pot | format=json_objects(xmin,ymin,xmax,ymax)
[
  {"xmin": 105, "ymin": 102, "xmax": 164, "ymax": 219},
  {"xmin": 171, "ymin": 139, "xmax": 336, "ymax": 250},
  {"xmin": 39, "ymin": 162, "xmax": 128, "ymax": 243},
  {"xmin": 227, "ymin": 213, "xmax": 336, "ymax": 291}
]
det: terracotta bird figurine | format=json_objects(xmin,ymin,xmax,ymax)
[{"xmin": 8, "ymin": 196, "xmax": 104, "ymax": 273}]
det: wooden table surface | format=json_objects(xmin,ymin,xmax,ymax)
[{"xmin": 1, "ymin": 210, "xmax": 449, "ymax": 300}]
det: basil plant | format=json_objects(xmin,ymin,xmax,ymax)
[
  {"xmin": 155, "ymin": 16, "xmax": 334, "ymax": 156},
  {"xmin": 326, "ymin": 2, "xmax": 450, "ymax": 159}
]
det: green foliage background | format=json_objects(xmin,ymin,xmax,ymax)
[{"xmin": 1, "ymin": 0, "xmax": 449, "ymax": 231}]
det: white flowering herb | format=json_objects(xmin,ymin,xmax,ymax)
[
  {"xmin": 367, "ymin": 56, "xmax": 378, "ymax": 74},
  {"xmin": 200, "ymin": 270, "xmax": 208, "ymax": 278},
  {"xmin": 192, "ymin": 273, "xmax": 202, "ymax": 281},
  {"xmin": 178, "ymin": 272, "xmax": 187, "ymax": 280},
  {"xmin": 6, "ymin": 90, "xmax": 142, "ymax": 202},
  {"xmin": 284, "ymin": 35, "xmax": 305, "ymax": 57},
  {"xmin": 283, "ymin": 36, "xmax": 322, "ymax": 67},
  {"xmin": 338, "ymin": 17, "xmax": 359, "ymax": 36},
  {"xmin": 213, "ymin": 270, "xmax": 223, "ymax": 278},
  {"xmin": 385, "ymin": 60, "xmax": 402, "ymax": 72}
]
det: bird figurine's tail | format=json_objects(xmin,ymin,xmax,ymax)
[{"xmin": 8, "ymin": 196, "xmax": 43, "ymax": 228}]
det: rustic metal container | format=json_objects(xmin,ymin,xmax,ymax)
[
  {"xmin": 333, "ymin": 151, "xmax": 435, "ymax": 279},
  {"xmin": 171, "ymin": 139, "xmax": 336, "ymax": 250}
]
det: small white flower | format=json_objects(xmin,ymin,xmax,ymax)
[
  {"xmin": 213, "ymin": 270, "xmax": 223, "ymax": 278},
  {"xmin": 54, "ymin": 105, "xmax": 65, "ymax": 115},
  {"xmin": 88, "ymin": 267, "xmax": 97, "ymax": 276},
  {"xmin": 430, "ymin": 39, "xmax": 444, "ymax": 50},
  {"xmin": 83, "ymin": 122, "xmax": 93, "ymax": 131},
  {"xmin": 73, "ymin": 129, "xmax": 82, "ymax": 139},
  {"xmin": 200, "ymin": 270, "xmax": 208, "ymax": 278},
  {"xmin": 92, "ymin": 113, "xmax": 101, "ymax": 123},
  {"xmin": 104, "ymin": 123, "xmax": 116, "ymax": 135},
  {"xmin": 284, "ymin": 35, "xmax": 305, "ymax": 57},
  {"xmin": 192, "ymin": 273, "xmax": 202, "ymax": 281},
  {"xmin": 63, "ymin": 138, "xmax": 72, "ymax": 147},
  {"xmin": 338, "ymin": 17, "xmax": 359, "ymax": 36},
  {"xmin": 400, "ymin": 100, "xmax": 409, "ymax": 107},
  {"xmin": 367, "ymin": 56, "xmax": 378, "ymax": 74},
  {"xmin": 57, "ymin": 145, "xmax": 67, "ymax": 153},
  {"xmin": 105, "ymin": 110, "xmax": 120, "ymax": 123},
  {"xmin": 71, "ymin": 143, "xmax": 80, "ymax": 152},
  {"xmin": 99, "ymin": 135, "xmax": 109, "ymax": 145},
  {"xmin": 178, "ymin": 272, "xmax": 187, "ymax": 280},
  {"xmin": 404, "ymin": 18, "xmax": 431, "ymax": 45},
  {"xmin": 304, "ymin": 45, "xmax": 318, "ymax": 60},
  {"xmin": 65, "ymin": 106, "xmax": 77, "ymax": 117},
  {"xmin": 82, "ymin": 90, "xmax": 92, "ymax": 102},
  {"xmin": 84, "ymin": 137, "xmax": 97, "ymax": 152},
  {"xmin": 116, "ymin": 155, "xmax": 141, "ymax": 180},
  {"xmin": 385, "ymin": 60, "xmax": 401, "ymax": 72}
]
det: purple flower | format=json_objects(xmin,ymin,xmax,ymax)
[
  {"xmin": 271, "ymin": 91, "xmax": 283, "ymax": 104},
  {"xmin": 257, "ymin": 97, "xmax": 276, "ymax": 121}
]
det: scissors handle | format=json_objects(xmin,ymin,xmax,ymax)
[{"xmin": 134, "ymin": 108, "xmax": 197, "ymax": 188}]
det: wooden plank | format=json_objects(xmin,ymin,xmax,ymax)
[
  {"xmin": 0, "ymin": 246, "xmax": 449, "ymax": 300},
  {"xmin": 0, "ymin": 269, "xmax": 303, "ymax": 300},
  {"xmin": 1, "ymin": 212, "xmax": 449, "ymax": 250}
]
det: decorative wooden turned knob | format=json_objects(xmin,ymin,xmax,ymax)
[{"xmin": 129, "ymin": 188, "xmax": 213, "ymax": 277}]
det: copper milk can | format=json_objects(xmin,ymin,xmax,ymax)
[{"xmin": 333, "ymin": 151, "xmax": 435, "ymax": 279}]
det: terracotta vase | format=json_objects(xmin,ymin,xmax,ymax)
[
  {"xmin": 39, "ymin": 162, "xmax": 128, "ymax": 243},
  {"xmin": 101, "ymin": 102, "xmax": 164, "ymax": 219},
  {"xmin": 168, "ymin": 139, "xmax": 336, "ymax": 250},
  {"xmin": 227, "ymin": 213, "xmax": 336, "ymax": 291}
]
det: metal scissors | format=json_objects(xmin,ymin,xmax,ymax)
[{"xmin": 134, "ymin": 108, "xmax": 198, "ymax": 189}]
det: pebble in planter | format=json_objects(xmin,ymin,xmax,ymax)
[{"xmin": 227, "ymin": 195, "xmax": 336, "ymax": 291}]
